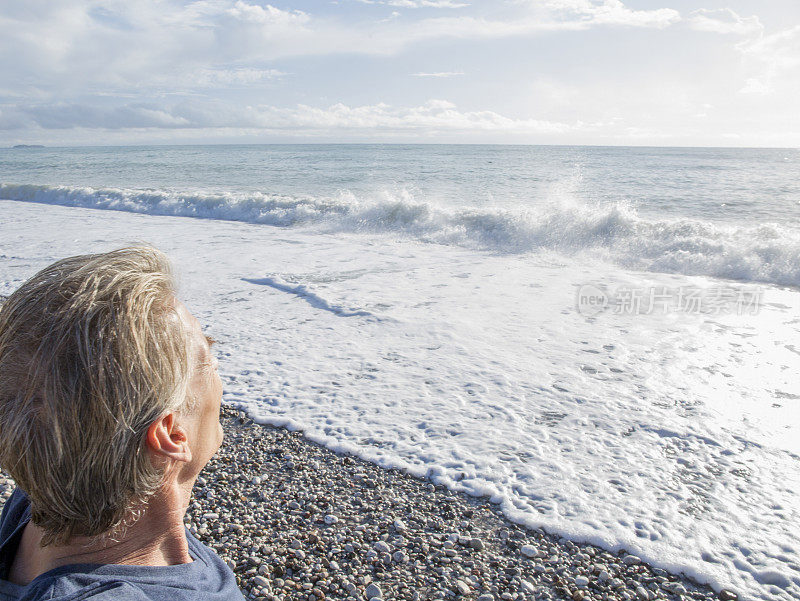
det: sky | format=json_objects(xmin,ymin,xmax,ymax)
[{"xmin": 0, "ymin": 0, "xmax": 798, "ymax": 147}]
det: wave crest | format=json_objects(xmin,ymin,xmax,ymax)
[{"xmin": 2, "ymin": 182, "xmax": 799, "ymax": 287}]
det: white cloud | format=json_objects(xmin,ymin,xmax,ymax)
[
  {"xmin": 0, "ymin": 0, "xmax": 684, "ymax": 88},
  {"xmin": 738, "ymin": 25, "xmax": 800, "ymax": 72},
  {"xmin": 401, "ymin": 1, "xmax": 681, "ymax": 44},
  {"xmin": 0, "ymin": 0, "xmax": 688, "ymax": 124},
  {"xmin": 359, "ymin": 0, "xmax": 679, "ymax": 29},
  {"xmin": 1, "ymin": 99, "xmax": 579, "ymax": 135},
  {"xmin": 530, "ymin": 0, "xmax": 681, "ymax": 30},
  {"xmin": 379, "ymin": 10, "xmax": 402, "ymax": 22},
  {"xmin": 1, "ymin": 2, "xmax": 797, "ymax": 146},
  {"xmin": 736, "ymin": 25, "xmax": 800, "ymax": 95},
  {"xmin": 189, "ymin": 68, "xmax": 286, "ymax": 86},
  {"xmin": 682, "ymin": 9, "xmax": 800, "ymax": 99},
  {"xmin": 9, "ymin": 103, "xmax": 190, "ymax": 130},
  {"xmin": 689, "ymin": 8, "xmax": 762, "ymax": 36},
  {"xmin": 355, "ymin": 0, "xmax": 469, "ymax": 7},
  {"xmin": 224, "ymin": 2, "xmax": 310, "ymax": 26},
  {"xmin": 738, "ymin": 78, "xmax": 770, "ymax": 96},
  {"xmin": 386, "ymin": 0, "xmax": 470, "ymax": 7}
]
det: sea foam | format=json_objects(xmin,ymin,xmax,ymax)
[
  {"xmin": 2, "ymin": 182, "xmax": 799, "ymax": 287},
  {"xmin": 1, "ymin": 197, "xmax": 799, "ymax": 601}
]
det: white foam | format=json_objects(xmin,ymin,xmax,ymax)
[
  {"xmin": 2, "ymin": 183, "xmax": 800, "ymax": 287},
  {"xmin": 1, "ymin": 200, "xmax": 799, "ymax": 601}
]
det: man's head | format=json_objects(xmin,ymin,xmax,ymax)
[{"xmin": 0, "ymin": 247, "xmax": 222, "ymax": 547}]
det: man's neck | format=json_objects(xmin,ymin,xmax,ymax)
[{"xmin": 8, "ymin": 487, "xmax": 193, "ymax": 587}]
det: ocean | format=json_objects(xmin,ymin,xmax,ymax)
[{"xmin": 1, "ymin": 144, "xmax": 799, "ymax": 600}]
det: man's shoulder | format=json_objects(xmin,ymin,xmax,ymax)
[
  {"xmin": 23, "ymin": 576, "xmax": 244, "ymax": 601},
  {"xmin": 0, "ymin": 489, "xmax": 30, "ymax": 532},
  {"xmin": 0, "ymin": 490, "xmax": 244, "ymax": 601}
]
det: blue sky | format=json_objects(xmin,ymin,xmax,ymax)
[{"xmin": 0, "ymin": 0, "xmax": 798, "ymax": 146}]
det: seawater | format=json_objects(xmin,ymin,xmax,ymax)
[{"xmin": 1, "ymin": 144, "xmax": 799, "ymax": 601}]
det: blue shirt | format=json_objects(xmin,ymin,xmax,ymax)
[{"xmin": 0, "ymin": 489, "xmax": 245, "ymax": 600}]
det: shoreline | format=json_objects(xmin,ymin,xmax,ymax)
[
  {"xmin": 186, "ymin": 406, "xmax": 727, "ymax": 601},
  {"xmin": 0, "ymin": 405, "xmax": 730, "ymax": 601}
]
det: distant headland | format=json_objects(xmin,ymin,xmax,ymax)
[{"xmin": 12, "ymin": 144, "xmax": 45, "ymax": 148}]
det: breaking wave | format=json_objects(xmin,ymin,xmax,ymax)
[{"xmin": 3, "ymin": 182, "xmax": 799, "ymax": 287}]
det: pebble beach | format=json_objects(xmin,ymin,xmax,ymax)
[{"xmin": 0, "ymin": 406, "xmax": 725, "ymax": 601}]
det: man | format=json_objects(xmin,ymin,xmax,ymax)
[{"xmin": 0, "ymin": 247, "xmax": 245, "ymax": 600}]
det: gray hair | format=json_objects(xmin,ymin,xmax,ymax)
[{"xmin": 0, "ymin": 247, "xmax": 193, "ymax": 546}]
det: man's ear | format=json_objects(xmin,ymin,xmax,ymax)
[{"xmin": 146, "ymin": 413, "xmax": 192, "ymax": 464}]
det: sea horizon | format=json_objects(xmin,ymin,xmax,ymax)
[{"xmin": 6, "ymin": 142, "xmax": 800, "ymax": 150}]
